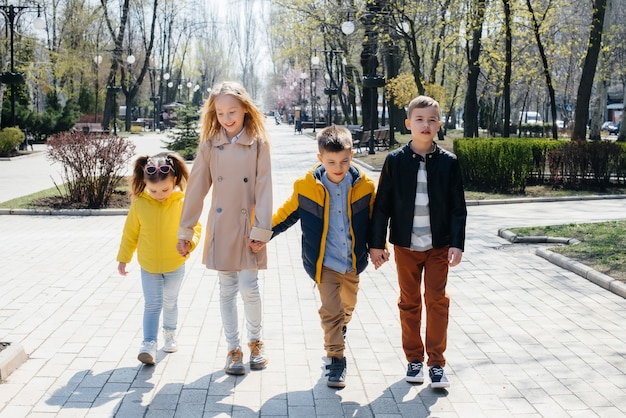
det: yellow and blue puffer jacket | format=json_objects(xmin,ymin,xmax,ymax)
[{"xmin": 271, "ymin": 163, "xmax": 376, "ymax": 283}]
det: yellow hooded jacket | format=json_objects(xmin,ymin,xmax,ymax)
[{"xmin": 117, "ymin": 190, "xmax": 201, "ymax": 274}]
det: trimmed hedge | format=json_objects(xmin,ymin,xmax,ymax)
[{"xmin": 453, "ymin": 138, "xmax": 626, "ymax": 193}]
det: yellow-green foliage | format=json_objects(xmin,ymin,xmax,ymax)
[
  {"xmin": 0, "ymin": 127, "xmax": 25, "ymax": 156},
  {"xmin": 386, "ymin": 73, "xmax": 417, "ymax": 108}
]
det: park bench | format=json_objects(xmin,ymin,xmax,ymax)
[
  {"xmin": 300, "ymin": 121, "xmax": 327, "ymax": 130},
  {"xmin": 351, "ymin": 128, "xmax": 390, "ymax": 153},
  {"xmin": 73, "ymin": 123, "xmax": 109, "ymax": 134}
]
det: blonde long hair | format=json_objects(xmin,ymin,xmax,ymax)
[{"xmin": 199, "ymin": 81, "xmax": 268, "ymax": 144}]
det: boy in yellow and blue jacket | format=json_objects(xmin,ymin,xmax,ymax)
[{"xmin": 267, "ymin": 125, "xmax": 376, "ymax": 388}]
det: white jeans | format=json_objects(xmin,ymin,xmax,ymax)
[{"xmin": 218, "ymin": 269, "xmax": 262, "ymax": 351}]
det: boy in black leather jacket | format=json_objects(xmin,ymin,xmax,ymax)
[{"xmin": 369, "ymin": 95, "xmax": 467, "ymax": 389}]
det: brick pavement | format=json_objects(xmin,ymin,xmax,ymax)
[{"xmin": 1, "ymin": 123, "xmax": 626, "ymax": 417}]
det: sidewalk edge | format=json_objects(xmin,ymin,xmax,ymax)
[
  {"xmin": 0, "ymin": 342, "xmax": 28, "ymax": 382},
  {"xmin": 498, "ymin": 229, "xmax": 625, "ymax": 299}
]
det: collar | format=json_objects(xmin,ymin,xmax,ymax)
[{"xmin": 224, "ymin": 127, "xmax": 246, "ymax": 144}]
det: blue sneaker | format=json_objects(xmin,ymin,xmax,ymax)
[
  {"xmin": 406, "ymin": 361, "xmax": 424, "ymax": 383},
  {"xmin": 326, "ymin": 356, "xmax": 347, "ymax": 388},
  {"xmin": 429, "ymin": 365, "xmax": 450, "ymax": 389}
]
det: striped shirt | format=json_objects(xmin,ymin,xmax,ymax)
[{"xmin": 410, "ymin": 160, "xmax": 433, "ymax": 251}]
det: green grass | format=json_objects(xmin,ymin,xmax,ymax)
[
  {"xmin": 0, "ymin": 185, "xmax": 65, "ymax": 209},
  {"xmin": 510, "ymin": 221, "xmax": 626, "ymax": 280}
]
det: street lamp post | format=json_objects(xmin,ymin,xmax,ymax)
[
  {"xmin": 149, "ymin": 68, "xmax": 161, "ymax": 132},
  {"xmin": 123, "ymin": 53, "xmax": 135, "ymax": 132},
  {"xmin": 321, "ymin": 49, "xmax": 341, "ymax": 127},
  {"xmin": 94, "ymin": 55, "xmax": 103, "ymax": 124},
  {"xmin": 107, "ymin": 85, "xmax": 122, "ymax": 135},
  {"xmin": 311, "ymin": 54, "xmax": 320, "ymax": 132},
  {"xmin": 0, "ymin": 4, "xmax": 45, "ymax": 128}
]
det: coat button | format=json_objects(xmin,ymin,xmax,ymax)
[
  {"xmin": 241, "ymin": 209, "xmax": 247, "ymax": 215},
  {"xmin": 217, "ymin": 176, "xmax": 223, "ymax": 182},
  {"xmin": 217, "ymin": 208, "xmax": 222, "ymax": 213},
  {"xmin": 243, "ymin": 177, "xmax": 248, "ymax": 182},
  {"xmin": 218, "ymin": 145, "xmax": 224, "ymax": 150}
]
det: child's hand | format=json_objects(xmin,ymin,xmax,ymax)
[
  {"xmin": 248, "ymin": 239, "xmax": 266, "ymax": 253},
  {"xmin": 369, "ymin": 248, "xmax": 390, "ymax": 270},
  {"xmin": 448, "ymin": 247, "xmax": 463, "ymax": 267},
  {"xmin": 118, "ymin": 262, "xmax": 128, "ymax": 276},
  {"xmin": 176, "ymin": 239, "xmax": 191, "ymax": 257}
]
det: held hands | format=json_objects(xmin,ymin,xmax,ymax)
[
  {"xmin": 176, "ymin": 239, "xmax": 192, "ymax": 257},
  {"xmin": 248, "ymin": 239, "xmax": 266, "ymax": 253},
  {"xmin": 369, "ymin": 248, "xmax": 390, "ymax": 270}
]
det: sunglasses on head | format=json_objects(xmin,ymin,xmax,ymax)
[{"xmin": 144, "ymin": 165, "xmax": 174, "ymax": 175}]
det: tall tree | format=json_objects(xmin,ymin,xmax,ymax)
[
  {"xmin": 463, "ymin": 0, "xmax": 486, "ymax": 137},
  {"xmin": 571, "ymin": 0, "xmax": 607, "ymax": 141},
  {"xmin": 525, "ymin": 0, "xmax": 558, "ymax": 139},
  {"xmin": 502, "ymin": 0, "xmax": 512, "ymax": 137}
]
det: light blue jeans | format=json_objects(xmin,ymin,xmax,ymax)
[
  {"xmin": 140, "ymin": 265, "xmax": 185, "ymax": 343},
  {"xmin": 218, "ymin": 270, "xmax": 262, "ymax": 351}
]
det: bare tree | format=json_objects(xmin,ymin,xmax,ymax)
[{"xmin": 525, "ymin": 0, "xmax": 558, "ymax": 139}]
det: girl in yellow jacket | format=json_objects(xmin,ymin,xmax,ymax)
[{"xmin": 117, "ymin": 153, "xmax": 201, "ymax": 365}]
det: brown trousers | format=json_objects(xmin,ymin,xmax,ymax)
[
  {"xmin": 317, "ymin": 266, "xmax": 359, "ymax": 358},
  {"xmin": 394, "ymin": 245, "xmax": 450, "ymax": 367}
]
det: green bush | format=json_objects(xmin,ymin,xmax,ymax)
[
  {"xmin": 455, "ymin": 137, "xmax": 626, "ymax": 193},
  {"xmin": 547, "ymin": 140, "xmax": 624, "ymax": 188},
  {"xmin": 454, "ymin": 138, "xmax": 536, "ymax": 192},
  {"xmin": 46, "ymin": 132, "xmax": 136, "ymax": 208},
  {"xmin": 0, "ymin": 127, "xmax": 25, "ymax": 156}
]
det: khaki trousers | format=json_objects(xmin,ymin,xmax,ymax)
[
  {"xmin": 394, "ymin": 245, "xmax": 450, "ymax": 367},
  {"xmin": 317, "ymin": 266, "xmax": 359, "ymax": 358}
]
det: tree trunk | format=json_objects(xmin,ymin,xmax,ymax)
[
  {"xmin": 572, "ymin": 0, "xmax": 607, "ymax": 142},
  {"xmin": 589, "ymin": 79, "xmax": 607, "ymax": 141},
  {"xmin": 526, "ymin": 0, "xmax": 559, "ymax": 139},
  {"xmin": 463, "ymin": 0, "xmax": 486, "ymax": 138},
  {"xmin": 502, "ymin": 0, "xmax": 512, "ymax": 137},
  {"xmin": 101, "ymin": 0, "xmax": 130, "ymax": 133},
  {"xmin": 618, "ymin": 78, "xmax": 626, "ymax": 142},
  {"xmin": 360, "ymin": 0, "xmax": 382, "ymax": 134}
]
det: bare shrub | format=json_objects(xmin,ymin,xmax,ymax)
[{"xmin": 47, "ymin": 132, "xmax": 136, "ymax": 208}]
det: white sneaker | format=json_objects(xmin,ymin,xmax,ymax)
[
  {"xmin": 163, "ymin": 329, "xmax": 178, "ymax": 353},
  {"xmin": 138, "ymin": 340, "xmax": 157, "ymax": 365}
]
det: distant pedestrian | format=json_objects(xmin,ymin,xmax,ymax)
[
  {"xmin": 161, "ymin": 110, "xmax": 170, "ymax": 129},
  {"xmin": 369, "ymin": 95, "xmax": 467, "ymax": 389},
  {"xmin": 254, "ymin": 125, "xmax": 376, "ymax": 388},
  {"xmin": 176, "ymin": 81, "xmax": 273, "ymax": 376},
  {"xmin": 117, "ymin": 152, "xmax": 201, "ymax": 365}
]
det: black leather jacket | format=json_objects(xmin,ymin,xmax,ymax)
[{"xmin": 369, "ymin": 142, "xmax": 467, "ymax": 251}]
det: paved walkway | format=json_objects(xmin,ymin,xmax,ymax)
[{"xmin": 1, "ymin": 123, "xmax": 626, "ymax": 417}]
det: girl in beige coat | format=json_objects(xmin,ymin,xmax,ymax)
[{"xmin": 176, "ymin": 81, "xmax": 272, "ymax": 375}]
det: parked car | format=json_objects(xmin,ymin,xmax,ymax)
[{"xmin": 606, "ymin": 121, "xmax": 620, "ymax": 135}]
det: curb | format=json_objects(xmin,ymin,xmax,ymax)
[
  {"xmin": 0, "ymin": 208, "xmax": 128, "ymax": 216},
  {"xmin": 498, "ymin": 228, "xmax": 626, "ymax": 299},
  {"xmin": 468, "ymin": 194, "xmax": 626, "ymax": 206},
  {"xmin": 0, "ymin": 342, "xmax": 28, "ymax": 382}
]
